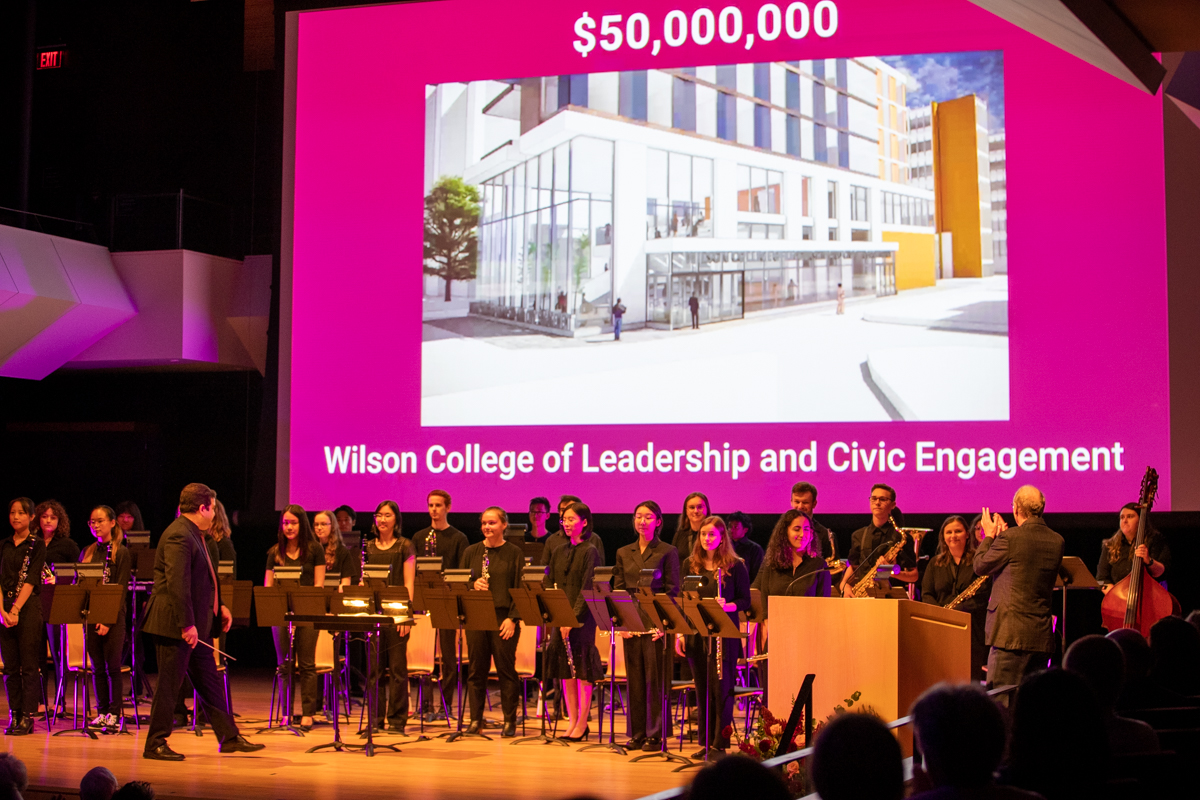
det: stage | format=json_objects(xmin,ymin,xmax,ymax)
[{"xmin": 4, "ymin": 670, "xmax": 691, "ymax": 800}]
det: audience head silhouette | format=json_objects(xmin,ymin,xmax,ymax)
[
  {"xmin": 1007, "ymin": 668, "xmax": 1107, "ymax": 800},
  {"xmin": 1064, "ymin": 635, "xmax": 1125, "ymax": 710},
  {"xmin": 911, "ymin": 683, "xmax": 1006, "ymax": 788},
  {"xmin": 686, "ymin": 754, "xmax": 790, "ymax": 800},
  {"xmin": 812, "ymin": 713, "xmax": 903, "ymax": 800},
  {"xmin": 1149, "ymin": 614, "xmax": 1200, "ymax": 695},
  {"xmin": 0, "ymin": 756, "xmax": 26, "ymax": 795},
  {"xmin": 80, "ymin": 766, "xmax": 120, "ymax": 800},
  {"xmin": 112, "ymin": 781, "xmax": 157, "ymax": 800}
]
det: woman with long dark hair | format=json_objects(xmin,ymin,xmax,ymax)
[
  {"xmin": 752, "ymin": 508, "xmax": 830, "ymax": 640},
  {"xmin": 612, "ymin": 500, "xmax": 680, "ymax": 751},
  {"xmin": 80, "ymin": 505, "xmax": 133, "ymax": 728},
  {"xmin": 545, "ymin": 501, "xmax": 603, "ymax": 741},
  {"xmin": 920, "ymin": 515, "xmax": 989, "ymax": 680},
  {"xmin": 1, "ymin": 498, "xmax": 46, "ymax": 735},
  {"xmin": 364, "ymin": 500, "xmax": 415, "ymax": 733},
  {"xmin": 115, "ymin": 502, "xmax": 145, "ymax": 536},
  {"xmin": 1097, "ymin": 503, "xmax": 1169, "ymax": 591},
  {"xmin": 314, "ymin": 509, "xmax": 360, "ymax": 586},
  {"xmin": 264, "ymin": 504, "xmax": 325, "ymax": 730},
  {"xmin": 676, "ymin": 515, "xmax": 750, "ymax": 758}
]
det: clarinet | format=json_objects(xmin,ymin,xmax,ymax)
[
  {"xmin": 427, "ymin": 529, "xmax": 438, "ymax": 557},
  {"xmin": 482, "ymin": 548, "xmax": 490, "ymax": 584},
  {"xmin": 555, "ymin": 581, "xmax": 577, "ymax": 680},
  {"xmin": 360, "ymin": 531, "xmax": 369, "ymax": 580},
  {"xmin": 6, "ymin": 542, "xmax": 33, "ymax": 610},
  {"xmin": 102, "ymin": 540, "xmax": 114, "ymax": 584},
  {"xmin": 715, "ymin": 567, "xmax": 724, "ymax": 680}
]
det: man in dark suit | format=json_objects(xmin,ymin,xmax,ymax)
[
  {"xmin": 973, "ymin": 485, "xmax": 1065, "ymax": 688},
  {"xmin": 142, "ymin": 483, "xmax": 264, "ymax": 760}
]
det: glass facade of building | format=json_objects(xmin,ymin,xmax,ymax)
[
  {"xmin": 473, "ymin": 136, "xmax": 614, "ymax": 330},
  {"xmin": 646, "ymin": 149, "xmax": 713, "ymax": 239}
]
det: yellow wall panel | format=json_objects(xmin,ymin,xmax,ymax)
[{"xmin": 883, "ymin": 231, "xmax": 937, "ymax": 290}]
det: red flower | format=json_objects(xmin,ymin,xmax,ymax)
[
  {"xmin": 758, "ymin": 738, "xmax": 774, "ymax": 753},
  {"xmin": 721, "ymin": 725, "xmax": 734, "ymax": 739},
  {"xmin": 739, "ymin": 742, "xmax": 756, "ymax": 756}
]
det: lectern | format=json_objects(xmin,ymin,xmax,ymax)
[{"xmin": 767, "ymin": 597, "xmax": 970, "ymax": 753}]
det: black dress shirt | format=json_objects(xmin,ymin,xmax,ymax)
[
  {"xmin": 613, "ymin": 537, "xmax": 681, "ymax": 597},
  {"xmin": 45, "ymin": 535, "xmax": 81, "ymax": 566},
  {"xmin": 812, "ymin": 518, "xmax": 836, "ymax": 560},
  {"xmin": 411, "ymin": 525, "xmax": 468, "ymax": 567},
  {"xmin": 545, "ymin": 540, "xmax": 598, "ymax": 619},
  {"xmin": 539, "ymin": 530, "xmax": 605, "ymax": 567},
  {"xmin": 461, "ymin": 539, "xmax": 524, "ymax": 623},
  {"xmin": 1096, "ymin": 534, "xmax": 1171, "ymax": 586},
  {"xmin": 687, "ymin": 561, "xmax": 751, "ymax": 626},
  {"xmin": 366, "ymin": 537, "xmax": 414, "ymax": 588},
  {"xmin": 847, "ymin": 521, "xmax": 916, "ymax": 571},
  {"xmin": 921, "ymin": 554, "xmax": 989, "ymax": 612},
  {"xmin": 1, "ymin": 535, "xmax": 45, "ymax": 610},
  {"xmin": 751, "ymin": 555, "xmax": 829, "ymax": 613},
  {"xmin": 329, "ymin": 545, "xmax": 363, "ymax": 584},
  {"xmin": 732, "ymin": 537, "xmax": 765, "ymax": 583},
  {"xmin": 81, "ymin": 543, "xmax": 133, "ymax": 624}
]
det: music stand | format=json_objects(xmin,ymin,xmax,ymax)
[
  {"xmin": 579, "ymin": 591, "xmax": 647, "ymax": 756},
  {"xmin": 1056, "ymin": 556, "xmax": 1101, "ymax": 656},
  {"xmin": 49, "ymin": 583, "xmax": 123, "ymax": 738},
  {"xmin": 507, "ymin": 583, "xmax": 580, "ymax": 746},
  {"xmin": 411, "ymin": 557, "xmax": 444, "ymax": 615},
  {"xmin": 425, "ymin": 586, "xmax": 497, "ymax": 742},
  {"xmin": 297, "ymin": 603, "xmax": 402, "ymax": 757},
  {"xmin": 253, "ymin": 585, "xmax": 305, "ymax": 736},
  {"xmin": 628, "ymin": 592, "xmax": 694, "ymax": 765},
  {"xmin": 124, "ymin": 543, "xmax": 155, "ymax": 708},
  {"xmin": 676, "ymin": 587, "xmax": 745, "ymax": 770}
]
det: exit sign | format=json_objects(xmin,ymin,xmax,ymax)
[{"xmin": 37, "ymin": 49, "xmax": 67, "ymax": 69}]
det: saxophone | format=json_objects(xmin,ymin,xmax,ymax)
[
  {"xmin": 849, "ymin": 520, "xmax": 909, "ymax": 598},
  {"xmin": 42, "ymin": 561, "xmax": 56, "ymax": 584},
  {"xmin": 944, "ymin": 575, "xmax": 989, "ymax": 610}
]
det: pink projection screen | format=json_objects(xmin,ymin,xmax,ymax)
[{"xmin": 284, "ymin": 0, "xmax": 1169, "ymax": 513}]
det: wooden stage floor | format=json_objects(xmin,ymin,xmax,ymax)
[{"xmin": 3, "ymin": 670, "xmax": 693, "ymax": 800}]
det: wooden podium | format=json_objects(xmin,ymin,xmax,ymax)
[{"xmin": 767, "ymin": 597, "xmax": 971, "ymax": 752}]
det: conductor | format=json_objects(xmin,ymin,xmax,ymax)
[{"xmin": 142, "ymin": 483, "xmax": 265, "ymax": 760}]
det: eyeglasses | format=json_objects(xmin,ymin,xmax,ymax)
[
  {"xmin": 869, "ymin": 496, "xmax": 892, "ymax": 504},
  {"xmin": 88, "ymin": 519, "xmax": 108, "ymax": 526}
]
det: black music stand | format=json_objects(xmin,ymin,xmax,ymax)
[
  {"xmin": 126, "ymin": 544, "xmax": 155, "ymax": 705},
  {"xmin": 425, "ymin": 585, "xmax": 497, "ymax": 742},
  {"xmin": 579, "ymin": 591, "xmax": 646, "ymax": 756},
  {"xmin": 676, "ymin": 589, "xmax": 745, "ymax": 771},
  {"xmin": 630, "ymin": 591, "xmax": 694, "ymax": 766},
  {"xmin": 507, "ymin": 582, "xmax": 579, "ymax": 746},
  {"xmin": 50, "ymin": 583, "xmax": 123, "ymax": 739},
  {"xmin": 297, "ymin": 597, "xmax": 404, "ymax": 757},
  {"xmin": 1056, "ymin": 556, "xmax": 1100, "ymax": 656},
  {"xmin": 254, "ymin": 583, "xmax": 324, "ymax": 736}
]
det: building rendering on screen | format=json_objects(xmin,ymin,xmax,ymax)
[{"xmin": 425, "ymin": 58, "xmax": 991, "ymax": 336}]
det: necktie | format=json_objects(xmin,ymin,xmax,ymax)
[{"xmin": 195, "ymin": 531, "xmax": 219, "ymax": 616}]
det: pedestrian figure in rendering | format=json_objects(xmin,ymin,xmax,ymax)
[
  {"xmin": 689, "ymin": 294, "xmax": 700, "ymax": 329},
  {"xmin": 836, "ymin": 283, "xmax": 845, "ymax": 315},
  {"xmin": 612, "ymin": 298, "xmax": 626, "ymax": 341}
]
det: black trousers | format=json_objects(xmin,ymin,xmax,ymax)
[
  {"xmin": 0, "ymin": 601, "xmax": 44, "ymax": 717},
  {"xmin": 86, "ymin": 621, "xmax": 126, "ymax": 716},
  {"xmin": 146, "ymin": 633, "xmax": 239, "ymax": 751},
  {"xmin": 623, "ymin": 634, "xmax": 672, "ymax": 739},
  {"xmin": 273, "ymin": 625, "xmax": 318, "ymax": 716},
  {"xmin": 685, "ymin": 635, "xmax": 740, "ymax": 749},
  {"xmin": 466, "ymin": 624, "xmax": 520, "ymax": 722},
  {"xmin": 987, "ymin": 646, "xmax": 1049, "ymax": 689},
  {"xmin": 371, "ymin": 626, "xmax": 409, "ymax": 726},
  {"xmin": 436, "ymin": 627, "xmax": 460, "ymax": 716}
]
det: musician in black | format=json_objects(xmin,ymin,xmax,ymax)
[
  {"xmin": 314, "ymin": 510, "xmax": 361, "ymax": 586},
  {"xmin": 612, "ymin": 500, "xmax": 680, "ymax": 751},
  {"xmin": 411, "ymin": 489, "xmax": 468, "ymax": 721},
  {"xmin": 726, "ymin": 511, "xmax": 764, "ymax": 583},
  {"xmin": 676, "ymin": 516, "xmax": 750, "ymax": 758},
  {"xmin": 36, "ymin": 499, "xmax": 79, "ymax": 689},
  {"xmin": 1, "ymin": 497, "xmax": 46, "ymax": 736},
  {"xmin": 80, "ymin": 505, "xmax": 133, "ymax": 729},
  {"xmin": 840, "ymin": 484, "xmax": 917, "ymax": 596},
  {"xmin": 791, "ymin": 481, "xmax": 837, "ymax": 560},
  {"xmin": 751, "ymin": 509, "xmax": 830, "ymax": 696},
  {"xmin": 364, "ymin": 500, "xmax": 415, "ymax": 733},
  {"xmin": 264, "ymin": 505, "xmax": 326, "ymax": 730},
  {"xmin": 921, "ymin": 515, "xmax": 989, "ymax": 681},
  {"xmin": 460, "ymin": 507, "xmax": 524, "ymax": 737},
  {"xmin": 539, "ymin": 495, "xmax": 606, "ymax": 567},
  {"xmin": 544, "ymin": 501, "xmax": 603, "ymax": 741},
  {"xmin": 1097, "ymin": 503, "xmax": 1170, "ymax": 591},
  {"xmin": 671, "ymin": 491, "xmax": 710, "ymax": 563}
]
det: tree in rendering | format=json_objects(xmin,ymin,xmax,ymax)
[{"xmin": 423, "ymin": 176, "xmax": 480, "ymax": 302}]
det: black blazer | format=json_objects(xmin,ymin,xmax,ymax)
[
  {"xmin": 142, "ymin": 516, "xmax": 223, "ymax": 641},
  {"xmin": 612, "ymin": 537, "xmax": 681, "ymax": 597},
  {"xmin": 545, "ymin": 540, "xmax": 598, "ymax": 618},
  {"xmin": 973, "ymin": 516, "xmax": 1064, "ymax": 652},
  {"xmin": 685, "ymin": 559, "xmax": 751, "ymax": 626},
  {"xmin": 751, "ymin": 555, "xmax": 831, "ymax": 614}
]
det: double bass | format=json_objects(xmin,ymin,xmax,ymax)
[{"xmin": 1100, "ymin": 467, "xmax": 1180, "ymax": 637}]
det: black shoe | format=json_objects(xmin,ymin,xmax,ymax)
[
  {"xmin": 466, "ymin": 719, "xmax": 483, "ymax": 735},
  {"xmin": 172, "ymin": 713, "xmax": 190, "ymax": 727},
  {"xmin": 144, "ymin": 743, "xmax": 185, "ymax": 761},
  {"xmin": 501, "ymin": 719, "xmax": 517, "ymax": 738},
  {"xmin": 10, "ymin": 716, "xmax": 34, "ymax": 736},
  {"xmin": 3, "ymin": 714, "xmax": 19, "ymax": 736},
  {"xmin": 624, "ymin": 735, "xmax": 646, "ymax": 749},
  {"xmin": 387, "ymin": 719, "xmax": 407, "ymax": 734},
  {"xmin": 219, "ymin": 735, "xmax": 266, "ymax": 754},
  {"xmin": 642, "ymin": 737, "xmax": 662, "ymax": 752},
  {"xmin": 691, "ymin": 748, "xmax": 709, "ymax": 759}
]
